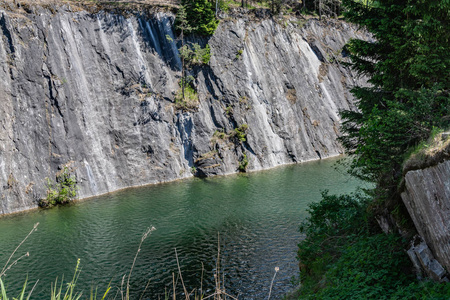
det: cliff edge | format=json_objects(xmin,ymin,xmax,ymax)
[{"xmin": 401, "ymin": 132, "xmax": 450, "ymax": 281}]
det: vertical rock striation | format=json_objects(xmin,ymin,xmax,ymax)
[
  {"xmin": 401, "ymin": 139, "xmax": 450, "ymax": 278},
  {"xmin": 0, "ymin": 6, "xmax": 369, "ymax": 215}
]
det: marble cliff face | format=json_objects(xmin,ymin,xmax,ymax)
[
  {"xmin": 401, "ymin": 139, "xmax": 450, "ymax": 281},
  {"xmin": 0, "ymin": 6, "xmax": 369, "ymax": 214}
]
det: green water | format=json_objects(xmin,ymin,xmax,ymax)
[{"xmin": 0, "ymin": 157, "xmax": 365, "ymax": 299}]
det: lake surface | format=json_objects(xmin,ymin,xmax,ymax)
[{"xmin": 0, "ymin": 157, "xmax": 365, "ymax": 299}]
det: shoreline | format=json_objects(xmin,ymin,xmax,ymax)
[{"xmin": 0, "ymin": 153, "xmax": 345, "ymax": 218}]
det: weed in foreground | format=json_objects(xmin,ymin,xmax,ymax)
[{"xmin": 1, "ymin": 225, "xmax": 282, "ymax": 299}]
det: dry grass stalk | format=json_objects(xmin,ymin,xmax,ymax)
[
  {"xmin": 172, "ymin": 272, "xmax": 176, "ymax": 300},
  {"xmin": 138, "ymin": 278, "xmax": 152, "ymax": 300},
  {"xmin": 200, "ymin": 233, "xmax": 237, "ymax": 300},
  {"xmin": 267, "ymin": 266, "xmax": 279, "ymax": 300},
  {"xmin": 0, "ymin": 222, "xmax": 39, "ymax": 278},
  {"xmin": 122, "ymin": 226, "xmax": 156, "ymax": 300},
  {"xmin": 174, "ymin": 248, "xmax": 189, "ymax": 300},
  {"xmin": 170, "ymin": 232, "xmax": 238, "ymax": 300},
  {"xmin": 1, "ymin": 225, "xmax": 278, "ymax": 300}
]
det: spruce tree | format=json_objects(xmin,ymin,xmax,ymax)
[
  {"xmin": 181, "ymin": 0, "xmax": 218, "ymax": 36},
  {"xmin": 339, "ymin": 0, "xmax": 450, "ymax": 189}
]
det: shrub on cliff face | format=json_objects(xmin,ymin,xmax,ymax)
[
  {"xmin": 232, "ymin": 124, "xmax": 248, "ymax": 143},
  {"xmin": 174, "ymin": 82, "xmax": 199, "ymax": 111},
  {"xmin": 174, "ymin": 5, "xmax": 211, "ymax": 106},
  {"xmin": 39, "ymin": 166, "xmax": 77, "ymax": 208},
  {"xmin": 238, "ymin": 153, "xmax": 249, "ymax": 172}
]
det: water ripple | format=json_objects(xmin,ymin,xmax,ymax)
[{"xmin": 0, "ymin": 157, "xmax": 365, "ymax": 299}]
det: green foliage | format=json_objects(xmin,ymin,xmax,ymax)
[
  {"xmin": 225, "ymin": 105, "xmax": 233, "ymax": 116},
  {"xmin": 50, "ymin": 259, "xmax": 110, "ymax": 300},
  {"xmin": 51, "ymin": 259, "xmax": 83, "ymax": 300},
  {"xmin": 404, "ymin": 127, "xmax": 447, "ymax": 160},
  {"xmin": 212, "ymin": 124, "xmax": 248, "ymax": 144},
  {"xmin": 339, "ymin": 0, "xmax": 450, "ymax": 188},
  {"xmin": 190, "ymin": 166, "xmax": 197, "ymax": 175},
  {"xmin": 390, "ymin": 281, "xmax": 450, "ymax": 299},
  {"xmin": 235, "ymin": 49, "xmax": 243, "ymax": 59},
  {"xmin": 174, "ymin": 4, "xmax": 193, "ymax": 36},
  {"xmin": 40, "ymin": 166, "xmax": 77, "ymax": 208},
  {"xmin": 213, "ymin": 129, "xmax": 228, "ymax": 140},
  {"xmin": 0, "ymin": 276, "xmax": 32, "ymax": 300},
  {"xmin": 298, "ymin": 192, "xmax": 369, "ymax": 280},
  {"xmin": 200, "ymin": 44, "xmax": 211, "ymax": 64},
  {"xmin": 297, "ymin": 192, "xmax": 450, "ymax": 299},
  {"xmin": 175, "ymin": 4, "xmax": 211, "ymax": 107},
  {"xmin": 175, "ymin": 83, "xmax": 199, "ymax": 111},
  {"xmin": 179, "ymin": 43, "xmax": 211, "ymax": 66},
  {"xmin": 0, "ymin": 260, "xmax": 110, "ymax": 300},
  {"xmin": 232, "ymin": 124, "xmax": 248, "ymax": 143},
  {"xmin": 302, "ymin": 0, "xmax": 344, "ymax": 18},
  {"xmin": 178, "ymin": 0, "xmax": 218, "ymax": 36},
  {"xmin": 302, "ymin": 234, "xmax": 415, "ymax": 299},
  {"xmin": 218, "ymin": 0, "xmax": 231, "ymax": 12},
  {"xmin": 238, "ymin": 153, "xmax": 249, "ymax": 172}
]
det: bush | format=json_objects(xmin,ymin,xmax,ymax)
[
  {"xmin": 232, "ymin": 124, "xmax": 248, "ymax": 143},
  {"xmin": 179, "ymin": 43, "xmax": 211, "ymax": 66},
  {"xmin": 200, "ymin": 44, "xmax": 211, "ymax": 64},
  {"xmin": 296, "ymin": 192, "xmax": 450, "ymax": 299},
  {"xmin": 312, "ymin": 234, "xmax": 413, "ymax": 299},
  {"xmin": 297, "ymin": 192, "xmax": 369, "ymax": 282},
  {"xmin": 175, "ymin": 83, "xmax": 199, "ymax": 111},
  {"xmin": 39, "ymin": 166, "xmax": 77, "ymax": 208},
  {"xmin": 238, "ymin": 153, "xmax": 248, "ymax": 172},
  {"xmin": 235, "ymin": 49, "xmax": 243, "ymax": 59}
]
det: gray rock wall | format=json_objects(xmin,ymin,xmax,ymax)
[
  {"xmin": 402, "ymin": 159, "xmax": 450, "ymax": 276},
  {"xmin": 0, "ymin": 7, "xmax": 369, "ymax": 215}
]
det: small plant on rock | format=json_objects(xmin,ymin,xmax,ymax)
[
  {"xmin": 40, "ymin": 166, "xmax": 77, "ymax": 208},
  {"xmin": 233, "ymin": 124, "xmax": 248, "ymax": 143},
  {"xmin": 225, "ymin": 105, "xmax": 233, "ymax": 117},
  {"xmin": 238, "ymin": 153, "xmax": 249, "ymax": 172},
  {"xmin": 175, "ymin": 79, "xmax": 199, "ymax": 111},
  {"xmin": 235, "ymin": 49, "xmax": 243, "ymax": 59}
]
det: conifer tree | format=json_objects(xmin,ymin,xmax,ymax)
[
  {"xmin": 339, "ymin": 0, "xmax": 450, "ymax": 189},
  {"xmin": 181, "ymin": 0, "xmax": 218, "ymax": 36},
  {"xmin": 175, "ymin": 5, "xmax": 192, "ymax": 100}
]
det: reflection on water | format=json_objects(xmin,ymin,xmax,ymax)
[{"xmin": 0, "ymin": 157, "xmax": 365, "ymax": 299}]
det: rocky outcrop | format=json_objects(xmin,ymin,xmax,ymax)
[
  {"xmin": 401, "ymin": 136, "xmax": 450, "ymax": 279},
  {"xmin": 0, "ymin": 5, "xmax": 369, "ymax": 215}
]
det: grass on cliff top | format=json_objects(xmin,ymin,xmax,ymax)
[{"xmin": 403, "ymin": 128, "xmax": 450, "ymax": 173}]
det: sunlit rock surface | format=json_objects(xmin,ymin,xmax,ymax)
[
  {"xmin": 0, "ymin": 6, "xmax": 369, "ymax": 214},
  {"xmin": 402, "ymin": 144, "xmax": 450, "ymax": 276}
]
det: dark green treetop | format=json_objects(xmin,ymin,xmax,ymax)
[
  {"xmin": 339, "ymin": 0, "xmax": 450, "ymax": 187},
  {"xmin": 178, "ymin": 0, "xmax": 219, "ymax": 36}
]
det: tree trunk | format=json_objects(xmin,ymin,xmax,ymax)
[
  {"xmin": 181, "ymin": 30, "xmax": 185, "ymax": 101},
  {"xmin": 319, "ymin": 0, "xmax": 322, "ymax": 20}
]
